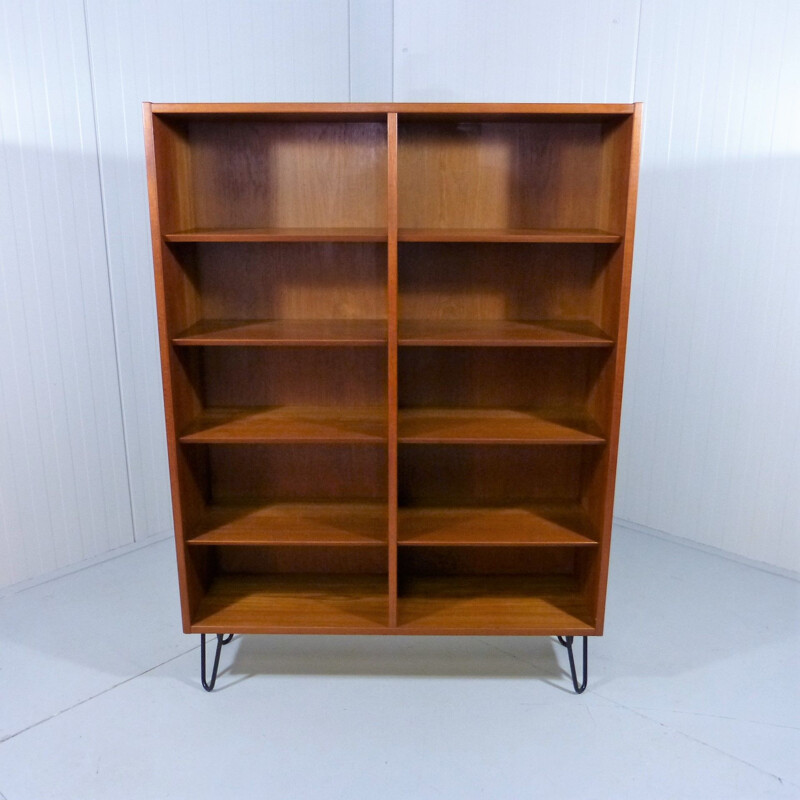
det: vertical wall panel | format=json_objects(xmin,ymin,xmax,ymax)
[
  {"xmin": 618, "ymin": 0, "xmax": 800, "ymax": 571},
  {"xmin": 83, "ymin": 0, "xmax": 352, "ymax": 541},
  {"xmin": 349, "ymin": 0, "xmax": 394, "ymax": 100},
  {"xmin": 393, "ymin": 0, "xmax": 640, "ymax": 101},
  {"xmin": 0, "ymin": 0, "xmax": 133, "ymax": 587}
]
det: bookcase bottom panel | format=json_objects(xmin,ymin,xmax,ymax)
[
  {"xmin": 397, "ymin": 575, "xmax": 595, "ymax": 634},
  {"xmin": 188, "ymin": 546, "xmax": 596, "ymax": 635},
  {"xmin": 192, "ymin": 574, "xmax": 389, "ymax": 633},
  {"xmin": 189, "ymin": 572, "xmax": 595, "ymax": 635}
]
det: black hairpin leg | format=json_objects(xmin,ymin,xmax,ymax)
[
  {"xmin": 556, "ymin": 635, "xmax": 588, "ymax": 694},
  {"xmin": 200, "ymin": 633, "xmax": 234, "ymax": 692}
]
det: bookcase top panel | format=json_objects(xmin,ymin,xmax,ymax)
[{"xmin": 147, "ymin": 102, "xmax": 637, "ymax": 122}]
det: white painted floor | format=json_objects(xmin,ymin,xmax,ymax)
[{"xmin": 0, "ymin": 526, "xmax": 798, "ymax": 800}]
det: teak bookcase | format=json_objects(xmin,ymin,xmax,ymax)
[{"xmin": 144, "ymin": 102, "xmax": 641, "ymax": 692}]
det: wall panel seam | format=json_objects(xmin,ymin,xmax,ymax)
[
  {"xmin": 390, "ymin": 0, "xmax": 394, "ymax": 100},
  {"xmin": 632, "ymin": 0, "xmax": 644, "ymax": 101},
  {"xmin": 347, "ymin": 0, "xmax": 352, "ymax": 101},
  {"xmin": 80, "ymin": 0, "xmax": 136, "ymax": 540}
]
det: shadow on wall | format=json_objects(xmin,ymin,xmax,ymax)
[
  {"xmin": 617, "ymin": 154, "xmax": 800, "ymax": 570},
  {"xmin": 0, "ymin": 141, "xmax": 150, "ymax": 591}
]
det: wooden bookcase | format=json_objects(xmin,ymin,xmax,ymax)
[{"xmin": 144, "ymin": 103, "xmax": 641, "ymax": 650}]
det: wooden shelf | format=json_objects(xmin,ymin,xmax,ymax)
[
  {"xmin": 398, "ymin": 408, "xmax": 605, "ymax": 444},
  {"xmin": 188, "ymin": 502, "xmax": 387, "ymax": 546},
  {"xmin": 180, "ymin": 406, "xmax": 387, "ymax": 444},
  {"xmin": 398, "ymin": 228, "xmax": 621, "ymax": 243},
  {"xmin": 192, "ymin": 574, "xmax": 389, "ymax": 633},
  {"xmin": 398, "ymin": 504, "xmax": 597, "ymax": 546},
  {"xmin": 173, "ymin": 319, "xmax": 387, "ymax": 347},
  {"xmin": 164, "ymin": 227, "xmax": 387, "ymax": 243},
  {"xmin": 398, "ymin": 575, "xmax": 594, "ymax": 634},
  {"xmin": 398, "ymin": 319, "xmax": 613, "ymax": 347}
]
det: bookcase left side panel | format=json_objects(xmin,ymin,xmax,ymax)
[{"xmin": 145, "ymin": 106, "xmax": 210, "ymax": 629}]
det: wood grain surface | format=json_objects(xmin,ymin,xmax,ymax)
[{"xmin": 144, "ymin": 103, "xmax": 640, "ymax": 636}]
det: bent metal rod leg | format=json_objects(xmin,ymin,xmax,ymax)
[
  {"xmin": 200, "ymin": 633, "xmax": 234, "ymax": 692},
  {"xmin": 557, "ymin": 635, "xmax": 588, "ymax": 694}
]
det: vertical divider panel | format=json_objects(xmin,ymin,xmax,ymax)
[{"xmin": 387, "ymin": 113, "xmax": 399, "ymax": 626}]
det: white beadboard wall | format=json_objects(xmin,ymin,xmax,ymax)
[
  {"xmin": 618, "ymin": 0, "xmax": 800, "ymax": 571},
  {"xmin": 393, "ymin": 0, "xmax": 641, "ymax": 102},
  {"xmin": 350, "ymin": 0, "xmax": 394, "ymax": 101},
  {"xmin": 83, "ymin": 0, "xmax": 354, "ymax": 546},
  {"xmin": 0, "ymin": 0, "xmax": 133, "ymax": 587},
  {"xmin": 1, "ymin": 0, "xmax": 797, "ymax": 590}
]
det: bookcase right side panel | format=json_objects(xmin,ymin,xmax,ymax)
[{"xmin": 584, "ymin": 108, "xmax": 642, "ymax": 631}]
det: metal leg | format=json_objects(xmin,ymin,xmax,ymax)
[
  {"xmin": 200, "ymin": 633, "xmax": 233, "ymax": 692},
  {"xmin": 558, "ymin": 635, "xmax": 588, "ymax": 694}
]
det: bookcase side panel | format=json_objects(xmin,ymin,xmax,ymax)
[
  {"xmin": 145, "ymin": 108, "xmax": 210, "ymax": 628},
  {"xmin": 584, "ymin": 108, "xmax": 642, "ymax": 630}
]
